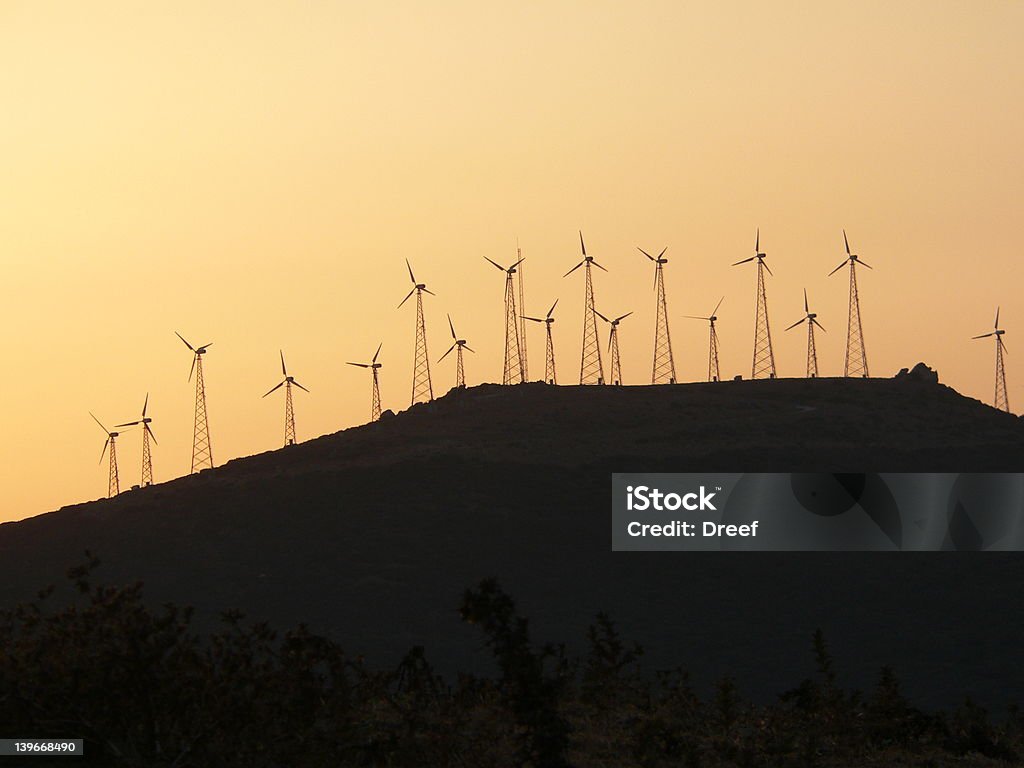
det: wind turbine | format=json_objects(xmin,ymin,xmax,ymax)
[
  {"xmin": 972, "ymin": 307, "xmax": 1010, "ymax": 412},
  {"xmin": 595, "ymin": 310, "xmax": 632, "ymax": 386},
  {"xmin": 483, "ymin": 255, "xmax": 525, "ymax": 385},
  {"xmin": 439, "ymin": 314, "xmax": 474, "ymax": 389},
  {"xmin": 523, "ymin": 299, "xmax": 559, "ymax": 384},
  {"xmin": 115, "ymin": 394, "xmax": 156, "ymax": 486},
  {"xmin": 263, "ymin": 351, "xmax": 309, "ymax": 446},
  {"xmin": 684, "ymin": 296, "xmax": 725, "ymax": 382},
  {"xmin": 398, "ymin": 260, "xmax": 435, "ymax": 404},
  {"xmin": 565, "ymin": 231, "xmax": 607, "ymax": 384},
  {"xmin": 829, "ymin": 229, "xmax": 871, "ymax": 378},
  {"xmin": 90, "ymin": 412, "xmax": 126, "ymax": 498},
  {"xmin": 732, "ymin": 229, "xmax": 776, "ymax": 379},
  {"xmin": 785, "ymin": 289, "xmax": 826, "ymax": 378},
  {"xmin": 348, "ymin": 343, "xmax": 383, "ymax": 422},
  {"xmin": 175, "ymin": 332, "xmax": 214, "ymax": 472},
  {"xmin": 516, "ymin": 241, "xmax": 529, "ymax": 381},
  {"xmin": 639, "ymin": 246, "xmax": 676, "ymax": 384}
]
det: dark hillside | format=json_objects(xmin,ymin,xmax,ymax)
[{"xmin": 1, "ymin": 368, "xmax": 1022, "ymax": 708}]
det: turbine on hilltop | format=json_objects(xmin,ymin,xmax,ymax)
[
  {"xmin": 263, "ymin": 350, "xmax": 309, "ymax": 447},
  {"xmin": 439, "ymin": 314, "xmax": 474, "ymax": 390},
  {"xmin": 398, "ymin": 260, "xmax": 435, "ymax": 405},
  {"xmin": 732, "ymin": 229, "xmax": 776, "ymax": 379},
  {"xmin": 115, "ymin": 394, "xmax": 157, "ymax": 487},
  {"xmin": 595, "ymin": 309, "xmax": 632, "ymax": 386},
  {"xmin": 685, "ymin": 296, "xmax": 725, "ymax": 382},
  {"xmin": 829, "ymin": 229, "xmax": 872, "ymax": 378},
  {"xmin": 523, "ymin": 299, "xmax": 559, "ymax": 385},
  {"xmin": 348, "ymin": 343, "xmax": 384, "ymax": 422},
  {"xmin": 639, "ymin": 246, "xmax": 676, "ymax": 384},
  {"xmin": 90, "ymin": 412, "xmax": 126, "ymax": 498},
  {"xmin": 785, "ymin": 289, "xmax": 826, "ymax": 378},
  {"xmin": 483, "ymin": 255, "xmax": 525, "ymax": 385},
  {"xmin": 175, "ymin": 332, "xmax": 214, "ymax": 473},
  {"xmin": 564, "ymin": 231, "xmax": 606, "ymax": 385},
  {"xmin": 972, "ymin": 307, "xmax": 1010, "ymax": 413}
]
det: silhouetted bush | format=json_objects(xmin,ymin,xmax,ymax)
[{"xmin": 0, "ymin": 559, "xmax": 1020, "ymax": 766}]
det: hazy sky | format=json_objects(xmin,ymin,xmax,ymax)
[{"xmin": 1, "ymin": 1, "xmax": 1021, "ymax": 520}]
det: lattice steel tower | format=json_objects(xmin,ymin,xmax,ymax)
[
  {"xmin": 524, "ymin": 299, "xmax": 559, "ymax": 384},
  {"xmin": 348, "ymin": 343, "xmax": 383, "ymax": 422},
  {"xmin": 263, "ymin": 351, "xmax": 309, "ymax": 446},
  {"xmin": 972, "ymin": 308, "xmax": 1010, "ymax": 412},
  {"xmin": 440, "ymin": 314, "xmax": 473, "ymax": 389},
  {"xmin": 596, "ymin": 310, "xmax": 632, "ymax": 385},
  {"xmin": 639, "ymin": 247, "xmax": 676, "ymax": 384},
  {"xmin": 516, "ymin": 243, "xmax": 529, "ymax": 381},
  {"xmin": 785, "ymin": 289, "xmax": 825, "ymax": 378},
  {"xmin": 564, "ymin": 231, "xmax": 606, "ymax": 384},
  {"xmin": 398, "ymin": 260, "xmax": 435, "ymax": 404},
  {"xmin": 829, "ymin": 230, "xmax": 871, "ymax": 378},
  {"xmin": 483, "ymin": 255, "xmax": 525, "ymax": 384},
  {"xmin": 176, "ymin": 332, "xmax": 214, "ymax": 473},
  {"xmin": 685, "ymin": 297, "xmax": 725, "ymax": 382},
  {"xmin": 732, "ymin": 229, "xmax": 776, "ymax": 379},
  {"xmin": 116, "ymin": 394, "xmax": 156, "ymax": 487},
  {"xmin": 91, "ymin": 413, "xmax": 123, "ymax": 497}
]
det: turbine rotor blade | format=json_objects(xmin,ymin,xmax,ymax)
[
  {"xmin": 972, "ymin": 332, "xmax": 995, "ymax": 339},
  {"xmin": 785, "ymin": 318, "xmax": 806, "ymax": 331},
  {"xmin": 522, "ymin": 316, "xmax": 544, "ymax": 323},
  {"xmin": 189, "ymin": 354, "xmax": 196, "ymax": 381},
  {"xmin": 812, "ymin": 318, "xmax": 826, "ymax": 332},
  {"xmin": 804, "ymin": 288, "xmax": 809, "ymax": 313},
  {"xmin": 828, "ymin": 261, "xmax": 847, "ymax": 277},
  {"xmin": 858, "ymin": 259, "xmax": 873, "ymax": 269},
  {"xmin": 423, "ymin": 288, "xmax": 436, "ymax": 297},
  {"xmin": 448, "ymin": 313, "xmax": 456, "ymax": 339},
  {"xmin": 405, "ymin": 258, "xmax": 416, "ymax": 284},
  {"xmin": 563, "ymin": 261, "xmax": 584, "ymax": 277},
  {"xmin": 658, "ymin": 247, "xmax": 667, "ymax": 258},
  {"xmin": 90, "ymin": 412, "xmax": 108, "ymax": 434},
  {"xmin": 293, "ymin": 380, "xmax": 310, "ymax": 393},
  {"xmin": 263, "ymin": 381, "xmax": 285, "ymax": 397},
  {"xmin": 683, "ymin": 315, "xmax": 710, "ymax": 320},
  {"xmin": 637, "ymin": 246, "xmax": 654, "ymax": 261},
  {"xmin": 397, "ymin": 288, "xmax": 416, "ymax": 308},
  {"xmin": 146, "ymin": 423, "xmax": 158, "ymax": 445},
  {"xmin": 995, "ymin": 306, "xmax": 1000, "ymax": 328},
  {"xmin": 142, "ymin": 392, "xmax": 149, "ymax": 418},
  {"xmin": 732, "ymin": 257, "xmax": 755, "ymax": 266},
  {"xmin": 711, "ymin": 295, "xmax": 724, "ymax": 316},
  {"xmin": 280, "ymin": 350, "xmax": 287, "ymax": 376},
  {"xmin": 464, "ymin": 345, "xmax": 475, "ymax": 353},
  {"xmin": 373, "ymin": 342, "xmax": 382, "ymax": 363},
  {"xmin": 175, "ymin": 331, "xmax": 194, "ymax": 351},
  {"xmin": 755, "ymin": 228, "xmax": 759, "ymax": 252},
  {"xmin": 547, "ymin": 299, "xmax": 558, "ymax": 317},
  {"xmin": 614, "ymin": 312, "xmax": 633, "ymax": 323},
  {"xmin": 99, "ymin": 437, "xmax": 109, "ymax": 464},
  {"xmin": 844, "ymin": 229, "xmax": 851, "ymax": 255},
  {"xmin": 347, "ymin": 362, "xmax": 370, "ymax": 368},
  {"xmin": 114, "ymin": 420, "xmax": 140, "ymax": 428},
  {"xmin": 510, "ymin": 257, "xmax": 525, "ymax": 270},
  {"xmin": 594, "ymin": 309, "xmax": 609, "ymax": 323},
  {"xmin": 483, "ymin": 256, "xmax": 504, "ymax": 271},
  {"xmin": 579, "ymin": 230, "xmax": 586, "ymax": 256},
  {"xmin": 591, "ymin": 260, "xmax": 608, "ymax": 272},
  {"xmin": 762, "ymin": 262, "xmax": 774, "ymax": 277},
  {"xmin": 438, "ymin": 343, "xmax": 457, "ymax": 362}
]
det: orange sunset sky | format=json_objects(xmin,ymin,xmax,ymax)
[{"xmin": 1, "ymin": 1, "xmax": 1021, "ymax": 520}]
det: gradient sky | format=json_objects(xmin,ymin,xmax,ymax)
[{"xmin": 1, "ymin": 1, "xmax": 1021, "ymax": 521}]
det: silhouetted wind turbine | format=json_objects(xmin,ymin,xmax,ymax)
[
  {"xmin": 523, "ymin": 299, "xmax": 559, "ymax": 384},
  {"xmin": 263, "ymin": 351, "xmax": 309, "ymax": 446},
  {"xmin": 685, "ymin": 296, "xmax": 725, "ymax": 382},
  {"xmin": 732, "ymin": 229, "xmax": 776, "ymax": 379},
  {"xmin": 348, "ymin": 343, "xmax": 383, "ymax": 422},
  {"xmin": 639, "ymin": 246, "xmax": 676, "ymax": 384},
  {"xmin": 439, "ymin": 314, "xmax": 473, "ymax": 389},
  {"xmin": 829, "ymin": 229, "xmax": 871, "ymax": 378},
  {"xmin": 398, "ymin": 260, "xmax": 435, "ymax": 404},
  {"xmin": 175, "ymin": 331, "xmax": 214, "ymax": 472},
  {"xmin": 484, "ymin": 255, "xmax": 525, "ymax": 384},
  {"xmin": 115, "ymin": 394, "xmax": 156, "ymax": 486},
  {"xmin": 595, "ymin": 309, "xmax": 632, "ymax": 385},
  {"xmin": 785, "ymin": 289, "xmax": 826, "ymax": 378},
  {"xmin": 564, "ymin": 231, "xmax": 606, "ymax": 384},
  {"xmin": 972, "ymin": 307, "xmax": 1010, "ymax": 412},
  {"xmin": 91, "ymin": 412, "xmax": 126, "ymax": 498}
]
